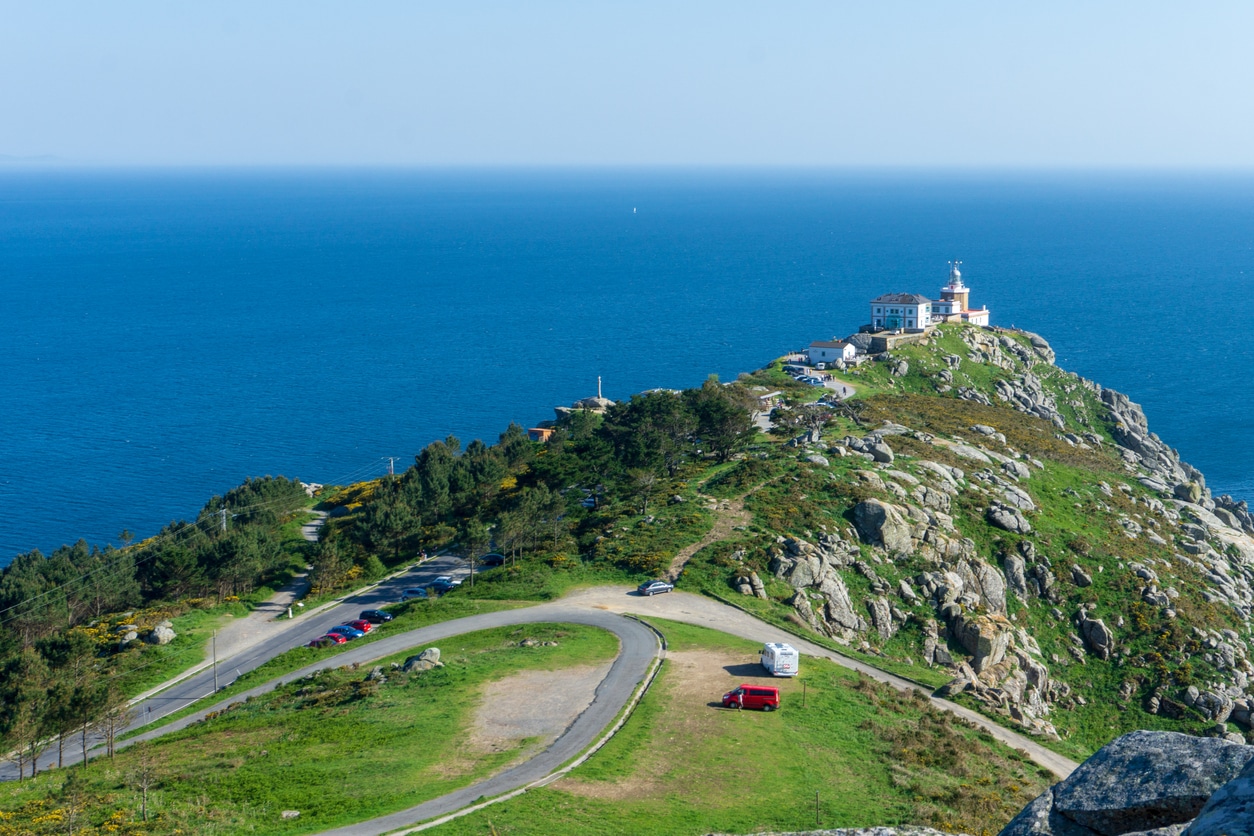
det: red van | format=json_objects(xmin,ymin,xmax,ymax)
[{"xmin": 722, "ymin": 684, "xmax": 780, "ymax": 711}]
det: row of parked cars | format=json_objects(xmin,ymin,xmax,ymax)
[
  {"xmin": 307, "ymin": 608, "xmax": 394, "ymax": 648},
  {"xmin": 781, "ymin": 363, "xmax": 828, "ymax": 387}
]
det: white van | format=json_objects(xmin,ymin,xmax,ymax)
[{"xmin": 760, "ymin": 642, "xmax": 799, "ymax": 677}]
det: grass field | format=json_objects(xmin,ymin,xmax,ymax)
[
  {"xmin": 1, "ymin": 623, "xmax": 619, "ymax": 836},
  {"xmin": 127, "ymin": 597, "xmax": 526, "ymax": 737},
  {"xmin": 435, "ymin": 619, "xmax": 1053, "ymax": 836}
]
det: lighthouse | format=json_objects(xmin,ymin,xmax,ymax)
[{"xmin": 929, "ymin": 260, "xmax": 990, "ymax": 326}]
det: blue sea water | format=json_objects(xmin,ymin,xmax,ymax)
[{"xmin": 2, "ymin": 168, "xmax": 1253, "ymax": 563}]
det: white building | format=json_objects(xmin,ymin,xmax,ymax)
[
  {"xmin": 929, "ymin": 262, "xmax": 990, "ymax": 326},
  {"xmin": 807, "ymin": 340, "xmax": 857, "ymax": 365},
  {"xmin": 869, "ymin": 293, "xmax": 932, "ymax": 331}
]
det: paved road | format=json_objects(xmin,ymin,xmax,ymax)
[
  {"xmin": 4, "ymin": 583, "xmax": 1078, "ymax": 832},
  {"xmin": 0, "ymin": 553, "xmax": 470, "ymax": 781},
  {"xmin": 562, "ymin": 588, "xmax": 1079, "ymax": 780}
]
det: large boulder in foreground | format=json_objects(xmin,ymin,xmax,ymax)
[
  {"xmin": 1186, "ymin": 756, "xmax": 1254, "ymax": 835},
  {"xmin": 999, "ymin": 731, "xmax": 1254, "ymax": 835}
]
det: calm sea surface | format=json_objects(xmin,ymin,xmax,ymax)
[{"xmin": 2, "ymin": 169, "xmax": 1253, "ymax": 563}]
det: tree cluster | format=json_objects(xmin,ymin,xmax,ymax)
[
  {"xmin": 333, "ymin": 377, "xmax": 756, "ymax": 576},
  {"xmin": 0, "ymin": 477, "xmax": 312, "ymax": 772}
]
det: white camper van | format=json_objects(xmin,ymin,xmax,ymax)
[{"xmin": 760, "ymin": 642, "xmax": 799, "ymax": 677}]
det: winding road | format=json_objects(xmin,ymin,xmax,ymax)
[{"xmin": 4, "ymin": 578, "xmax": 1079, "ymax": 834}]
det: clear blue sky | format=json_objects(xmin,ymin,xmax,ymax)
[{"xmin": 3, "ymin": 1, "xmax": 1251, "ymax": 167}]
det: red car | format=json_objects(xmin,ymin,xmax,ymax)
[
  {"xmin": 342, "ymin": 619, "xmax": 374, "ymax": 634},
  {"xmin": 309, "ymin": 633, "xmax": 348, "ymax": 648},
  {"xmin": 722, "ymin": 684, "xmax": 780, "ymax": 711}
]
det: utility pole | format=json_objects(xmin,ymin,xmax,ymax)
[
  {"xmin": 383, "ymin": 457, "xmax": 397, "ymax": 476},
  {"xmin": 219, "ymin": 507, "xmax": 228, "ymax": 533},
  {"xmin": 212, "ymin": 631, "xmax": 219, "ymax": 691}
]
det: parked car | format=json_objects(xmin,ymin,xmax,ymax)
[
  {"xmin": 327, "ymin": 625, "xmax": 365, "ymax": 640},
  {"xmin": 429, "ymin": 578, "xmax": 458, "ymax": 595},
  {"xmin": 401, "ymin": 588, "xmax": 429, "ymax": 601},
  {"xmin": 434, "ymin": 575, "xmax": 462, "ymax": 586},
  {"xmin": 359, "ymin": 609, "xmax": 394, "ymax": 624},
  {"xmin": 637, "ymin": 579, "xmax": 674, "ymax": 596},
  {"xmin": 307, "ymin": 636, "xmax": 340, "ymax": 648},
  {"xmin": 479, "ymin": 553, "xmax": 506, "ymax": 567},
  {"xmin": 342, "ymin": 619, "xmax": 374, "ymax": 634},
  {"xmin": 722, "ymin": 684, "xmax": 780, "ymax": 711}
]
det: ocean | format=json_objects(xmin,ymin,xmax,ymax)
[{"xmin": 2, "ymin": 168, "xmax": 1252, "ymax": 563}]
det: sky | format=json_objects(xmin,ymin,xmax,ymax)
[{"xmin": 2, "ymin": 1, "xmax": 1252, "ymax": 167}]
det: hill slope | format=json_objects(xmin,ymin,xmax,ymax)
[{"xmin": 707, "ymin": 323, "xmax": 1254, "ymax": 758}]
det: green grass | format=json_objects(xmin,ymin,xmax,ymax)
[
  {"xmin": 127, "ymin": 597, "xmax": 526, "ymax": 737},
  {"xmin": 2, "ymin": 623, "xmax": 619, "ymax": 836},
  {"xmin": 107, "ymin": 605, "xmax": 251, "ymax": 698},
  {"xmin": 434, "ymin": 619, "xmax": 1052, "ymax": 836}
]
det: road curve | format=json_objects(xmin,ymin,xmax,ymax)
[
  {"xmin": 123, "ymin": 605, "xmax": 661, "ymax": 836},
  {"xmin": 562, "ymin": 587, "xmax": 1080, "ymax": 780},
  {"xmin": 9, "ymin": 584, "xmax": 1077, "ymax": 833}
]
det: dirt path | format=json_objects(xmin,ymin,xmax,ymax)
[
  {"xmin": 467, "ymin": 662, "xmax": 613, "ymax": 762},
  {"xmin": 664, "ymin": 493, "xmax": 752, "ymax": 581},
  {"xmin": 301, "ymin": 509, "xmax": 328, "ymax": 542}
]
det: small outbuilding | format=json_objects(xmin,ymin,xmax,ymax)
[{"xmin": 807, "ymin": 340, "xmax": 856, "ymax": 365}]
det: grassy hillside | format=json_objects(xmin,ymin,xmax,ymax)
[
  {"xmin": 0, "ymin": 623, "xmax": 618, "ymax": 835},
  {"xmin": 436, "ymin": 620, "xmax": 1052, "ymax": 836}
]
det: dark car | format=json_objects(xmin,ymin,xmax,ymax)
[
  {"xmin": 637, "ymin": 579, "xmax": 674, "ymax": 596},
  {"xmin": 478, "ymin": 553, "xmax": 506, "ymax": 567},
  {"xmin": 429, "ymin": 578, "xmax": 457, "ymax": 595},
  {"xmin": 359, "ymin": 609, "xmax": 394, "ymax": 624},
  {"xmin": 327, "ymin": 625, "xmax": 365, "ymax": 640}
]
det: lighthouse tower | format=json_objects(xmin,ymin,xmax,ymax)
[
  {"xmin": 940, "ymin": 261, "xmax": 969, "ymax": 311},
  {"xmin": 932, "ymin": 261, "xmax": 990, "ymax": 326}
]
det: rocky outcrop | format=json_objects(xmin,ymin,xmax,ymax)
[
  {"xmin": 1186, "ymin": 756, "xmax": 1254, "ymax": 835},
  {"xmin": 988, "ymin": 502, "xmax": 1032, "ymax": 534},
  {"xmin": 1101, "ymin": 386, "xmax": 1213, "ymax": 510},
  {"xmin": 1078, "ymin": 613, "xmax": 1115, "ymax": 661},
  {"xmin": 853, "ymin": 499, "xmax": 914, "ymax": 554},
  {"xmin": 145, "ymin": 623, "xmax": 176, "ymax": 645},
  {"xmin": 956, "ymin": 559, "xmax": 1008, "ymax": 615},
  {"xmin": 954, "ymin": 614, "xmax": 1012, "ymax": 672},
  {"xmin": 844, "ymin": 434, "xmax": 895, "ymax": 464},
  {"xmin": 866, "ymin": 596, "xmax": 897, "ymax": 640},
  {"xmin": 999, "ymin": 731, "xmax": 1254, "ymax": 836},
  {"xmin": 403, "ymin": 647, "xmax": 443, "ymax": 672},
  {"xmin": 995, "ymin": 372, "xmax": 1065, "ymax": 429}
]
